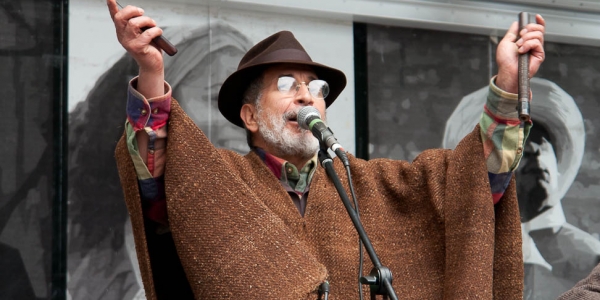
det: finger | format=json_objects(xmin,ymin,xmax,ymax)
[
  {"xmin": 518, "ymin": 39, "xmax": 544, "ymax": 57},
  {"xmin": 516, "ymin": 31, "xmax": 544, "ymax": 47},
  {"xmin": 523, "ymin": 23, "xmax": 545, "ymax": 36},
  {"xmin": 529, "ymin": 62, "xmax": 542, "ymax": 78},
  {"xmin": 138, "ymin": 27, "xmax": 164, "ymax": 45},
  {"xmin": 535, "ymin": 14, "xmax": 546, "ymax": 27},
  {"xmin": 126, "ymin": 16, "xmax": 157, "ymax": 32},
  {"xmin": 502, "ymin": 21, "xmax": 519, "ymax": 43},
  {"xmin": 115, "ymin": 5, "xmax": 144, "ymax": 25},
  {"xmin": 107, "ymin": 0, "xmax": 119, "ymax": 19},
  {"xmin": 529, "ymin": 54, "xmax": 545, "ymax": 77},
  {"xmin": 122, "ymin": 26, "xmax": 163, "ymax": 54}
]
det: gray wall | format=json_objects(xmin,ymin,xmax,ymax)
[{"xmin": 0, "ymin": 0, "xmax": 62, "ymax": 298}]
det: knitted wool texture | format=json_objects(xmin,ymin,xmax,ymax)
[
  {"xmin": 115, "ymin": 100, "xmax": 524, "ymax": 299},
  {"xmin": 557, "ymin": 263, "xmax": 600, "ymax": 300}
]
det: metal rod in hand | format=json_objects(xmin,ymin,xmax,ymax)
[
  {"xmin": 116, "ymin": 2, "xmax": 178, "ymax": 56},
  {"xmin": 518, "ymin": 12, "xmax": 530, "ymax": 122}
]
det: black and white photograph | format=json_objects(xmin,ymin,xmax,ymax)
[{"xmin": 2, "ymin": 0, "xmax": 600, "ymax": 298}]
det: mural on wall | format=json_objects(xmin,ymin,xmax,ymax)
[
  {"xmin": 444, "ymin": 77, "xmax": 600, "ymax": 300},
  {"xmin": 521, "ymin": 41, "xmax": 600, "ymax": 299},
  {"xmin": 366, "ymin": 24, "xmax": 600, "ymax": 299},
  {"xmin": 0, "ymin": 0, "xmax": 60, "ymax": 299},
  {"xmin": 68, "ymin": 22, "xmax": 252, "ymax": 299}
]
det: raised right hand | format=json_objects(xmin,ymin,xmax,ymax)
[{"xmin": 107, "ymin": 0, "xmax": 164, "ymax": 74}]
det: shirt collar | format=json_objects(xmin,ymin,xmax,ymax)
[
  {"xmin": 253, "ymin": 148, "xmax": 318, "ymax": 192},
  {"xmin": 521, "ymin": 203, "xmax": 567, "ymax": 270},
  {"xmin": 523, "ymin": 204, "xmax": 566, "ymax": 233}
]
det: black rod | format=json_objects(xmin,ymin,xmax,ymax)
[
  {"xmin": 51, "ymin": 0, "xmax": 69, "ymax": 298},
  {"xmin": 353, "ymin": 23, "xmax": 369, "ymax": 160},
  {"xmin": 517, "ymin": 12, "xmax": 531, "ymax": 122}
]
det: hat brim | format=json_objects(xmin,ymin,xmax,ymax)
[{"xmin": 218, "ymin": 60, "xmax": 347, "ymax": 128}]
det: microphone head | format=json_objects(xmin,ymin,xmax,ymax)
[{"xmin": 297, "ymin": 106, "xmax": 321, "ymax": 130}]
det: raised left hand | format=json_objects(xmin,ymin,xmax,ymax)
[{"xmin": 495, "ymin": 14, "xmax": 545, "ymax": 94}]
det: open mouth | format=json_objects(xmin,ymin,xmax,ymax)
[{"xmin": 284, "ymin": 111, "xmax": 298, "ymax": 123}]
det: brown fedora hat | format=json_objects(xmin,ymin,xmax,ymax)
[{"xmin": 218, "ymin": 30, "xmax": 347, "ymax": 128}]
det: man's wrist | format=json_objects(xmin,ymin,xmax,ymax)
[
  {"xmin": 139, "ymin": 65, "xmax": 164, "ymax": 76},
  {"xmin": 495, "ymin": 70, "xmax": 518, "ymax": 94}
]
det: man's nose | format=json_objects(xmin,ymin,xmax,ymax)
[{"xmin": 294, "ymin": 82, "xmax": 314, "ymax": 106}]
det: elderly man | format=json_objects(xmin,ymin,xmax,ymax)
[{"xmin": 107, "ymin": 0, "xmax": 545, "ymax": 299}]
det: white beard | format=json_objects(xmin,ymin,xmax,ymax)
[{"xmin": 256, "ymin": 106, "xmax": 319, "ymax": 160}]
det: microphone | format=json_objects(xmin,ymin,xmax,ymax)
[{"xmin": 298, "ymin": 106, "xmax": 349, "ymax": 166}]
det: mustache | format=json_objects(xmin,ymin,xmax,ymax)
[
  {"xmin": 282, "ymin": 109, "xmax": 310, "ymax": 133},
  {"xmin": 282, "ymin": 107, "xmax": 324, "ymax": 124},
  {"xmin": 283, "ymin": 109, "xmax": 298, "ymax": 121}
]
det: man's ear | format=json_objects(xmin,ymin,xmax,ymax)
[{"xmin": 240, "ymin": 103, "xmax": 259, "ymax": 133}]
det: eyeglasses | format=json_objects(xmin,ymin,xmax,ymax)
[{"xmin": 277, "ymin": 76, "xmax": 330, "ymax": 99}]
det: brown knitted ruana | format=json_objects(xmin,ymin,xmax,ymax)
[
  {"xmin": 557, "ymin": 263, "xmax": 600, "ymax": 300},
  {"xmin": 115, "ymin": 100, "xmax": 523, "ymax": 299}
]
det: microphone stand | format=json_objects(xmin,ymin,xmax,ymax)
[{"xmin": 317, "ymin": 148, "xmax": 399, "ymax": 300}]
